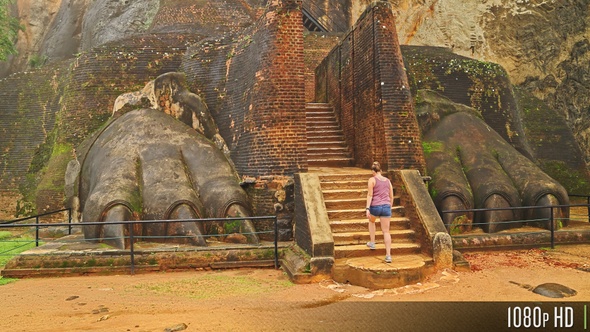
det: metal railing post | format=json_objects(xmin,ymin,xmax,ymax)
[
  {"xmin": 68, "ymin": 208, "xmax": 72, "ymax": 235},
  {"xmin": 35, "ymin": 215, "xmax": 40, "ymax": 247},
  {"xmin": 129, "ymin": 224, "xmax": 135, "ymax": 275},
  {"xmin": 550, "ymin": 206, "xmax": 555, "ymax": 249},
  {"xmin": 274, "ymin": 216, "xmax": 278, "ymax": 269}
]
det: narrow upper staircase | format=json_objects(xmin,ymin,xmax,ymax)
[
  {"xmin": 306, "ymin": 103, "xmax": 353, "ymax": 167},
  {"xmin": 313, "ymin": 169, "xmax": 434, "ymax": 289}
]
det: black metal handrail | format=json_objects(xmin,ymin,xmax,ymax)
[
  {"xmin": 1, "ymin": 208, "xmax": 72, "ymax": 224},
  {"xmin": 0, "ymin": 215, "xmax": 279, "ymax": 274},
  {"xmin": 1, "ymin": 208, "xmax": 72, "ymax": 246},
  {"xmin": 301, "ymin": 0, "xmax": 348, "ymax": 33},
  {"xmin": 442, "ymin": 203, "xmax": 590, "ymax": 249}
]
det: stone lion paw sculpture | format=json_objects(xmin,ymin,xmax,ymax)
[
  {"xmin": 417, "ymin": 90, "xmax": 569, "ymax": 233},
  {"xmin": 65, "ymin": 72, "xmax": 258, "ymax": 248}
]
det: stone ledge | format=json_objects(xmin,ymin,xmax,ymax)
[
  {"xmin": 279, "ymin": 244, "xmax": 333, "ymax": 284},
  {"xmin": 333, "ymin": 254, "xmax": 434, "ymax": 289},
  {"xmin": 1, "ymin": 236, "xmax": 289, "ymax": 278},
  {"xmin": 452, "ymin": 227, "xmax": 590, "ymax": 250}
]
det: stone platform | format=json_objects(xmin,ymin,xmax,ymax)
[
  {"xmin": 333, "ymin": 254, "xmax": 434, "ymax": 289},
  {"xmin": 452, "ymin": 220, "xmax": 590, "ymax": 250},
  {"xmin": 1, "ymin": 233, "xmax": 290, "ymax": 278}
]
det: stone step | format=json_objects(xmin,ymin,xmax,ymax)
[
  {"xmin": 307, "ymin": 147, "xmax": 350, "ymax": 153},
  {"xmin": 329, "ymin": 217, "xmax": 410, "ymax": 232},
  {"xmin": 332, "ymin": 229, "xmax": 415, "ymax": 245},
  {"xmin": 307, "ymin": 129, "xmax": 344, "ymax": 136},
  {"xmin": 308, "ymin": 158, "xmax": 353, "ymax": 167},
  {"xmin": 308, "ymin": 140, "xmax": 349, "ymax": 146},
  {"xmin": 309, "ymin": 155, "xmax": 351, "ymax": 160},
  {"xmin": 327, "ymin": 207, "xmax": 405, "ymax": 220},
  {"xmin": 324, "ymin": 197, "xmax": 401, "ymax": 209},
  {"xmin": 332, "ymin": 254, "xmax": 434, "ymax": 289},
  {"xmin": 306, "ymin": 114, "xmax": 335, "ymax": 121},
  {"xmin": 334, "ymin": 242, "xmax": 421, "ymax": 259},
  {"xmin": 305, "ymin": 106, "xmax": 333, "ymax": 112},
  {"xmin": 306, "ymin": 102, "xmax": 333, "ymax": 109},
  {"xmin": 306, "ymin": 118, "xmax": 340, "ymax": 129},
  {"xmin": 323, "ymin": 188, "xmax": 367, "ymax": 200},
  {"xmin": 305, "ymin": 110, "xmax": 335, "ymax": 116},
  {"xmin": 306, "ymin": 136, "xmax": 347, "ymax": 143},
  {"xmin": 305, "ymin": 115, "xmax": 338, "ymax": 120},
  {"xmin": 307, "ymin": 124, "xmax": 340, "ymax": 131},
  {"xmin": 319, "ymin": 173, "xmax": 388, "ymax": 182},
  {"xmin": 324, "ymin": 197, "xmax": 366, "ymax": 209},
  {"xmin": 319, "ymin": 179, "xmax": 367, "ymax": 190},
  {"xmin": 308, "ymin": 154, "xmax": 351, "ymax": 160},
  {"xmin": 307, "ymin": 145, "xmax": 350, "ymax": 155},
  {"xmin": 305, "ymin": 107, "xmax": 333, "ymax": 113}
]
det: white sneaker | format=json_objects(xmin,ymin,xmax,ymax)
[
  {"xmin": 385, "ymin": 256, "xmax": 392, "ymax": 263},
  {"xmin": 366, "ymin": 242, "xmax": 376, "ymax": 250}
]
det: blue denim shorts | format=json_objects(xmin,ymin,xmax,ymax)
[{"xmin": 369, "ymin": 204, "xmax": 391, "ymax": 217}]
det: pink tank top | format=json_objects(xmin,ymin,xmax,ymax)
[{"xmin": 371, "ymin": 176, "xmax": 391, "ymax": 206}]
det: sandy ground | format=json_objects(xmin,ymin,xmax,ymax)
[{"xmin": 1, "ymin": 245, "xmax": 590, "ymax": 332}]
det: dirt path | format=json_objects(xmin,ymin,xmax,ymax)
[{"xmin": 1, "ymin": 245, "xmax": 590, "ymax": 331}]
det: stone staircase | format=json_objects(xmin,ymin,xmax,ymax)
[
  {"xmin": 314, "ymin": 169, "xmax": 434, "ymax": 289},
  {"xmin": 306, "ymin": 103, "xmax": 353, "ymax": 167},
  {"xmin": 303, "ymin": 103, "xmax": 433, "ymax": 288}
]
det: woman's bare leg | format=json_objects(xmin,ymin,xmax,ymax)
[
  {"xmin": 368, "ymin": 215, "xmax": 377, "ymax": 244},
  {"xmin": 379, "ymin": 216, "xmax": 392, "ymax": 257}
]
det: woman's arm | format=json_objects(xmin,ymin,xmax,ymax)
[
  {"xmin": 366, "ymin": 178, "xmax": 375, "ymax": 217},
  {"xmin": 389, "ymin": 179, "xmax": 394, "ymax": 206}
]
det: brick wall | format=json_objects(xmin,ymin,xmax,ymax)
[
  {"xmin": 244, "ymin": 175, "xmax": 295, "ymax": 241},
  {"xmin": 184, "ymin": 0, "xmax": 307, "ymax": 177},
  {"xmin": 0, "ymin": 190, "xmax": 22, "ymax": 220},
  {"xmin": 61, "ymin": 34, "xmax": 199, "ymax": 148},
  {"xmin": 0, "ymin": 68, "xmax": 63, "ymax": 190},
  {"xmin": 150, "ymin": 0, "xmax": 264, "ymax": 35},
  {"xmin": 315, "ymin": 2, "xmax": 426, "ymax": 173}
]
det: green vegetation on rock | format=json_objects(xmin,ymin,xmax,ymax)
[
  {"xmin": 422, "ymin": 141, "xmax": 443, "ymax": 158},
  {"xmin": 0, "ymin": 0, "xmax": 23, "ymax": 61},
  {"xmin": 542, "ymin": 160, "xmax": 590, "ymax": 195},
  {"xmin": 515, "ymin": 87, "xmax": 590, "ymax": 194},
  {"xmin": 28, "ymin": 54, "xmax": 48, "ymax": 68}
]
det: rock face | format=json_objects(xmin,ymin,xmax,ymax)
[
  {"xmin": 80, "ymin": 0, "xmax": 160, "ymax": 51},
  {"xmin": 40, "ymin": 0, "xmax": 91, "ymax": 61},
  {"xmin": 0, "ymin": 0, "xmax": 61, "ymax": 76}
]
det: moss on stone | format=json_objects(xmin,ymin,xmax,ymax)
[{"xmin": 541, "ymin": 160, "xmax": 590, "ymax": 195}]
